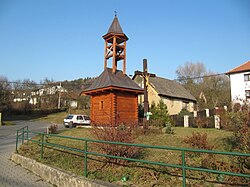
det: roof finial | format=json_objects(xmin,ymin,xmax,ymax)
[{"xmin": 114, "ymin": 11, "xmax": 117, "ymax": 17}]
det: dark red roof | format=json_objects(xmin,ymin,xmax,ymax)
[{"xmin": 227, "ymin": 61, "xmax": 250, "ymax": 74}]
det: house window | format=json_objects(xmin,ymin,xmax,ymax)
[
  {"xmin": 244, "ymin": 74, "xmax": 250, "ymax": 82},
  {"xmin": 245, "ymin": 90, "xmax": 250, "ymax": 98},
  {"xmin": 99, "ymin": 101, "xmax": 104, "ymax": 110},
  {"xmin": 182, "ymin": 101, "xmax": 189, "ymax": 110}
]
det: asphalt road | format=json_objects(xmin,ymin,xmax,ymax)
[{"xmin": 0, "ymin": 120, "xmax": 64, "ymax": 187}]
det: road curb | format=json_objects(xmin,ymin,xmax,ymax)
[{"xmin": 11, "ymin": 153, "xmax": 118, "ymax": 187}]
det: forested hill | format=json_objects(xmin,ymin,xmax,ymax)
[{"xmin": 60, "ymin": 77, "xmax": 96, "ymax": 91}]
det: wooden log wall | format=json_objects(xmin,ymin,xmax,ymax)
[
  {"xmin": 116, "ymin": 92, "xmax": 138, "ymax": 124},
  {"xmin": 91, "ymin": 93, "xmax": 113, "ymax": 124},
  {"xmin": 91, "ymin": 91, "xmax": 139, "ymax": 125}
]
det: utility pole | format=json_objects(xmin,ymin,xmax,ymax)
[{"xmin": 58, "ymin": 82, "xmax": 61, "ymax": 109}]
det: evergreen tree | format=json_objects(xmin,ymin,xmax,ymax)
[{"xmin": 150, "ymin": 100, "xmax": 171, "ymax": 127}]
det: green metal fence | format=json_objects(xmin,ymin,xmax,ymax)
[{"xmin": 16, "ymin": 126, "xmax": 250, "ymax": 187}]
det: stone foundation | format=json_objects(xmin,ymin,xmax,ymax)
[{"xmin": 11, "ymin": 153, "xmax": 118, "ymax": 187}]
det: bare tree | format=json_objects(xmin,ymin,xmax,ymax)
[
  {"xmin": 0, "ymin": 76, "xmax": 11, "ymax": 112},
  {"xmin": 201, "ymin": 74, "xmax": 230, "ymax": 108},
  {"xmin": 176, "ymin": 62, "xmax": 206, "ymax": 84},
  {"xmin": 175, "ymin": 62, "xmax": 230, "ymax": 110}
]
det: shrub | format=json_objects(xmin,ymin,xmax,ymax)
[
  {"xmin": 194, "ymin": 116, "xmax": 210, "ymax": 128},
  {"xmin": 92, "ymin": 124, "xmax": 141, "ymax": 165},
  {"xmin": 148, "ymin": 118, "xmax": 165, "ymax": 128},
  {"xmin": 210, "ymin": 105, "xmax": 250, "ymax": 177},
  {"xmin": 183, "ymin": 132, "xmax": 214, "ymax": 150},
  {"xmin": 220, "ymin": 109, "xmax": 248, "ymax": 132},
  {"xmin": 161, "ymin": 123, "xmax": 174, "ymax": 134},
  {"xmin": 150, "ymin": 100, "xmax": 172, "ymax": 127},
  {"xmin": 233, "ymin": 102, "xmax": 241, "ymax": 112},
  {"xmin": 235, "ymin": 123, "xmax": 250, "ymax": 171},
  {"xmin": 178, "ymin": 108, "xmax": 191, "ymax": 117},
  {"xmin": 47, "ymin": 124, "xmax": 58, "ymax": 134}
]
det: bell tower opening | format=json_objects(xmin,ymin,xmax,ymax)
[{"xmin": 102, "ymin": 14, "xmax": 128, "ymax": 74}]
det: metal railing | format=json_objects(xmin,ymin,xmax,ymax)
[{"xmin": 16, "ymin": 126, "xmax": 250, "ymax": 187}]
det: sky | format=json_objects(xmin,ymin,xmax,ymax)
[{"xmin": 0, "ymin": 0, "xmax": 249, "ymax": 83}]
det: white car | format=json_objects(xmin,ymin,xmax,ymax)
[{"xmin": 63, "ymin": 114, "xmax": 91, "ymax": 128}]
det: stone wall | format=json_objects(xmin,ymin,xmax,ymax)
[{"xmin": 11, "ymin": 153, "xmax": 118, "ymax": 187}]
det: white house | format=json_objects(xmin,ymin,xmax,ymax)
[
  {"xmin": 226, "ymin": 61, "xmax": 250, "ymax": 104},
  {"xmin": 13, "ymin": 85, "xmax": 69, "ymax": 106}
]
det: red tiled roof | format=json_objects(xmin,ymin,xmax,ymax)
[{"xmin": 227, "ymin": 61, "xmax": 250, "ymax": 74}]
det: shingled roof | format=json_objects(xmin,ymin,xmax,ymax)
[
  {"xmin": 226, "ymin": 61, "xmax": 250, "ymax": 75},
  {"xmin": 107, "ymin": 15, "xmax": 124, "ymax": 34},
  {"xmin": 149, "ymin": 76, "xmax": 196, "ymax": 102},
  {"xmin": 82, "ymin": 68, "xmax": 143, "ymax": 94}
]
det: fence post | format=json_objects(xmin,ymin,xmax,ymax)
[
  {"xmin": 205, "ymin": 109, "xmax": 210, "ymax": 117},
  {"xmin": 22, "ymin": 128, "xmax": 24, "ymax": 144},
  {"xmin": 182, "ymin": 150, "xmax": 186, "ymax": 187},
  {"xmin": 193, "ymin": 111, "xmax": 197, "ymax": 117},
  {"xmin": 26, "ymin": 126, "xmax": 29, "ymax": 141},
  {"xmin": 224, "ymin": 105, "xmax": 227, "ymax": 111},
  {"xmin": 41, "ymin": 134, "xmax": 45, "ymax": 159},
  {"xmin": 84, "ymin": 140, "xmax": 88, "ymax": 177},
  {"xmin": 214, "ymin": 115, "xmax": 220, "ymax": 129},
  {"xmin": 0, "ymin": 112, "xmax": 2, "ymax": 127},
  {"xmin": 184, "ymin": 115, "xmax": 189, "ymax": 127},
  {"xmin": 16, "ymin": 130, "xmax": 19, "ymax": 152}
]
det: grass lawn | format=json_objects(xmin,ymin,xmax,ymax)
[
  {"xmin": 5, "ymin": 109, "xmax": 89, "ymax": 124},
  {"xmin": 33, "ymin": 111, "xmax": 68, "ymax": 124},
  {"xmin": 18, "ymin": 126, "xmax": 250, "ymax": 187},
  {"xmin": 35, "ymin": 109, "xmax": 89, "ymax": 124},
  {"xmin": 33, "ymin": 109, "xmax": 89, "ymax": 124},
  {"xmin": 1, "ymin": 121, "xmax": 16, "ymax": 126}
]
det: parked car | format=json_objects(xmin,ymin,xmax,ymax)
[{"xmin": 63, "ymin": 114, "xmax": 91, "ymax": 128}]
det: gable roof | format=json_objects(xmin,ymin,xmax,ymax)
[
  {"xmin": 82, "ymin": 68, "xmax": 143, "ymax": 94},
  {"xmin": 226, "ymin": 61, "xmax": 250, "ymax": 75},
  {"xmin": 107, "ymin": 16, "xmax": 124, "ymax": 34},
  {"xmin": 148, "ymin": 76, "xmax": 196, "ymax": 102}
]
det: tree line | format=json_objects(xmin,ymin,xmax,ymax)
[{"xmin": 0, "ymin": 76, "xmax": 94, "ymax": 115}]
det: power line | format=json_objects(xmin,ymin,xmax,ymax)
[
  {"xmin": 0, "ymin": 73, "xmax": 227, "ymax": 87},
  {"xmin": 0, "ymin": 80, "xmax": 93, "ymax": 87},
  {"xmin": 174, "ymin": 73, "xmax": 227, "ymax": 81},
  {"xmin": 0, "ymin": 80, "xmax": 46, "ymax": 86}
]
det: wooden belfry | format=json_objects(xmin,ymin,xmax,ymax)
[
  {"xmin": 82, "ymin": 15, "xmax": 143, "ymax": 125},
  {"xmin": 103, "ymin": 14, "xmax": 128, "ymax": 74}
]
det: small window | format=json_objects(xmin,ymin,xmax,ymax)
[
  {"xmin": 99, "ymin": 101, "xmax": 104, "ymax": 110},
  {"xmin": 245, "ymin": 90, "xmax": 250, "ymax": 98},
  {"xmin": 182, "ymin": 101, "xmax": 189, "ymax": 109},
  {"xmin": 244, "ymin": 74, "xmax": 250, "ymax": 82}
]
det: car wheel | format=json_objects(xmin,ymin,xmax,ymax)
[{"xmin": 69, "ymin": 122, "xmax": 73, "ymax": 129}]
